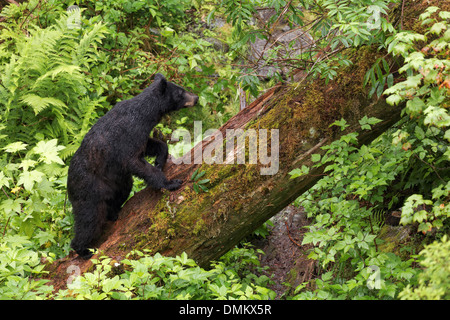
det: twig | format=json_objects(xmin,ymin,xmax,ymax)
[
  {"xmin": 120, "ymin": 33, "xmax": 135, "ymax": 64},
  {"xmin": 400, "ymin": 0, "xmax": 405, "ymax": 30},
  {"xmin": 19, "ymin": 0, "xmax": 41, "ymax": 30},
  {"xmin": 268, "ymin": 0, "xmax": 293, "ymax": 36},
  {"xmin": 1, "ymin": 186, "xmax": 10, "ymax": 199},
  {"xmin": 63, "ymin": 189, "xmax": 68, "ymax": 216},
  {"xmin": 285, "ymin": 220, "xmax": 302, "ymax": 248},
  {"xmin": 2, "ymin": 216, "xmax": 12, "ymax": 238}
]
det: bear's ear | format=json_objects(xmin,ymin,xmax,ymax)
[
  {"xmin": 154, "ymin": 73, "xmax": 167, "ymax": 95},
  {"xmin": 154, "ymin": 73, "xmax": 165, "ymax": 81}
]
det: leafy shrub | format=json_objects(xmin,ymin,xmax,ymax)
[
  {"xmin": 399, "ymin": 235, "xmax": 450, "ymax": 300},
  {"xmin": 290, "ymin": 119, "xmax": 418, "ymax": 300},
  {"xmin": 383, "ymin": 6, "xmax": 450, "ymax": 234},
  {"xmin": 0, "ymin": 235, "xmax": 53, "ymax": 299},
  {"xmin": 0, "ymin": 139, "xmax": 71, "ymax": 257},
  {"xmin": 289, "ymin": 5, "xmax": 449, "ymax": 300},
  {"xmin": 55, "ymin": 245, "xmax": 275, "ymax": 300}
]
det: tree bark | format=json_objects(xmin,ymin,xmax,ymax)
[{"xmin": 46, "ymin": 0, "xmax": 440, "ymax": 291}]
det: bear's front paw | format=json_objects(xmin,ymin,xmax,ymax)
[{"xmin": 166, "ymin": 179, "xmax": 182, "ymax": 191}]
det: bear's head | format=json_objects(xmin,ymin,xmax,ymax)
[{"xmin": 152, "ymin": 73, "xmax": 199, "ymax": 112}]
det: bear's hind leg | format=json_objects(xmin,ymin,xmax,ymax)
[
  {"xmin": 71, "ymin": 200, "xmax": 108, "ymax": 259},
  {"xmin": 106, "ymin": 175, "xmax": 133, "ymax": 222}
]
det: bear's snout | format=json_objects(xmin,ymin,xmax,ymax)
[{"xmin": 184, "ymin": 92, "xmax": 199, "ymax": 108}]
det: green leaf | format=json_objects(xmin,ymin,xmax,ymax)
[
  {"xmin": 193, "ymin": 183, "xmax": 200, "ymax": 193},
  {"xmin": 0, "ymin": 172, "xmax": 11, "ymax": 189},
  {"xmin": 424, "ymin": 106, "xmax": 450, "ymax": 127},
  {"xmin": 418, "ymin": 222, "xmax": 432, "ymax": 233},
  {"xmin": 161, "ymin": 27, "xmax": 175, "ymax": 38},
  {"xmin": 322, "ymin": 271, "xmax": 333, "ymax": 281},
  {"xmin": 178, "ymin": 252, "xmax": 189, "ymax": 265},
  {"xmin": 191, "ymin": 169, "xmax": 199, "ymax": 181},
  {"xmin": 414, "ymin": 126, "xmax": 425, "ymax": 140},
  {"xmin": 19, "ymin": 160, "xmax": 38, "ymax": 172},
  {"xmin": 359, "ymin": 116, "xmax": 382, "ymax": 130},
  {"xmin": 35, "ymin": 230, "xmax": 56, "ymax": 246},
  {"xmin": 439, "ymin": 11, "xmax": 450, "ymax": 20},
  {"xmin": 0, "ymin": 198, "xmax": 25, "ymax": 215},
  {"xmin": 330, "ymin": 119, "xmax": 349, "ymax": 130},
  {"xmin": 406, "ymin": 97, "xmax": 426, "ymax": 115},
  {"xmin": 444, "ymin": 129, "xmax": 450, "ymax": 142},
  {"xmin": 413, "ymin": 210, "xmax": 428, "ymax": 223},
  {"xmin": 404, "ymin": 74, "xmax": 423, "ymax": 89},
  {"xmin": 301, "ymin": 165, "xmax": 310, "ymax": 175},
  {"xmin": 34, "ymin": 65, "xmax": 81, "ymax": 84},
  {"xmin": 32, "ymin": 140, "xmax": 65, "ymax": 165},
  {"xmin": 386, "ymin": 94, "xmax": 402, "ymax": 106},
  {"xmin": 419, "ymin": 6, "xmax": 440, "ymax": 21},
  {"xmin": 382, "ymin": 58, "xmax": 390, "ymax": 73},
  {"xmin": 311, "ymin": 154, "xmax": 321, "ymax": 163},
  {"xmin": 18, "ymin": 170, "xmax": 45, "ymax": 191},
  {"xmin": 289, "ymin": 168, "xmax": 302, "ymax": 179},
  {"xmin": 195, "ymin": 171, "xmax": 206, "ymax": 181},
  {"xmin": 197, "ymin": 179, "xmax": 210, "ymax": 185},
  {"xmin": 386, "ymin": 73, "xmax": 394, "ymax": 88},
  {"xmin": 429, "ymin": 22, "xmax": 446, "ymax": 35},
  {"xmin": 3, "ymin": 142, "xmax": 28, "ymax": 153}
]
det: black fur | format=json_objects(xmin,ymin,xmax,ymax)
[{"xmin": 67, "ymin": 74, "xmax": 198, "ymax": 259}]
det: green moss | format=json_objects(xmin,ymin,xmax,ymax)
[
  {"xmin": 378, "ymin": 225, "xmax": 414, "ymax": 256},
  {"xmin": 134, "ymin": 233, "xmax": 150, "ymax": 249},
  {"xmin": 192, "ymin": 218, "xmax": 206, "ymax": 235}
]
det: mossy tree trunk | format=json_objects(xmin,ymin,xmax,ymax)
[{"xmin": 46, "ymin": 0, "xmax": 439, "ymax": 290}]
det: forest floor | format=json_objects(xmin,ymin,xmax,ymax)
[{"xmin": 251, "ymin": 205, "xmax": 317, "ymax": 299}]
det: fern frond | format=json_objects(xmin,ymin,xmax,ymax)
[
  {"xmin": 1, "ymin": 54, "xmax": 18, "ymax": 93},
  {"xmin": 59, "ymin": 143, "xmax": 80, "ymax": 160},
  {"xmin": 32, "ymin": 65, "xmax": 82, "ymax": 90},
  {"xmin": 371, "ymin": 209, "xmax": 386, "ymax": 228},
  {"xmin": 20, "ymin": 94, "xmax": 67, "ymax": 115},
  {"xmin": 75, "ymin": 22, "xmax": 109, "ymax": 67}
]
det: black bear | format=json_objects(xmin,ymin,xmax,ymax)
[{"xmin": 67, "ymin": 73, "xmax": 198, "ymax": 259}]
